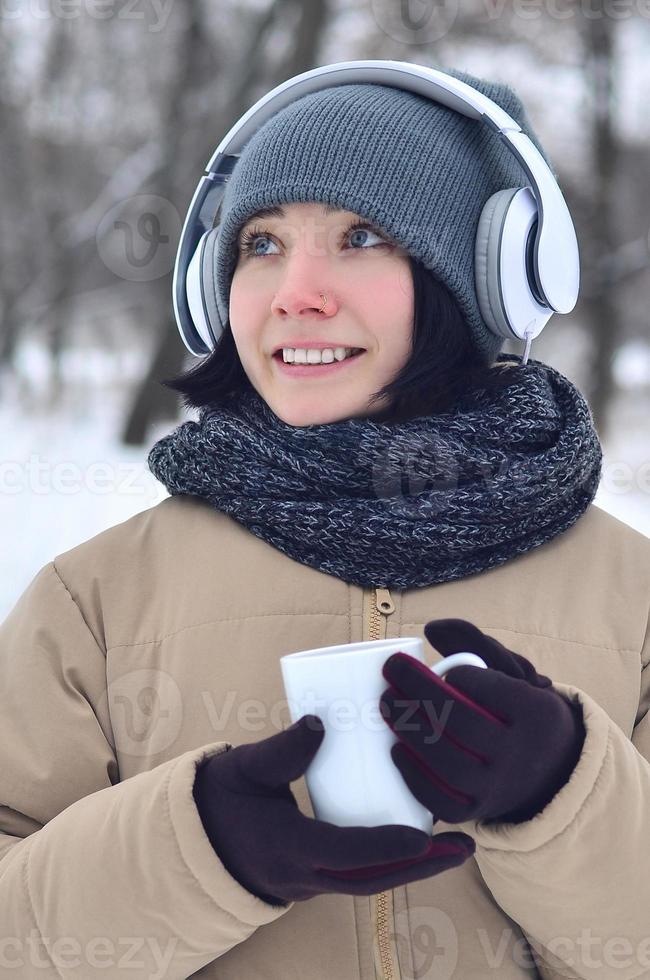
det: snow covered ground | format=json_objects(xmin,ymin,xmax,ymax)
[{"xmin": 1, "ymin": 351, "xmax": 648, "ymax": 625}]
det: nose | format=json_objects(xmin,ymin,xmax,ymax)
[
  {"xmin": 271, "ymin": 289, "xmax": 334, "ymax": 319},
  {"xmin": 270, "ymin": 245, "xmax": 337, "ymax": 319}
]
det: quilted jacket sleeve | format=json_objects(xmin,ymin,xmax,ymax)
[
  {"xmin": 0, "ymin": 562, "xmax": 290, "ymax": 980},
  {"xmin": 461, "ymin": 610, "xmax": 650, "ymax": 980}
]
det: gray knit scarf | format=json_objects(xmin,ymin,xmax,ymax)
[{"xmin": 148, "ymin": 354, "xmax": 602, "ymax": 590}]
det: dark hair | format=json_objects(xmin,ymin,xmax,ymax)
[{"xmin": 162, "ymin": 257, "xmax": 523, "ymax": 423}]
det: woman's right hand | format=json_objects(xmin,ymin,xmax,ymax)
[{"xmin": 192, "ymin": 714, "xmax": 475, "ymax": 906}]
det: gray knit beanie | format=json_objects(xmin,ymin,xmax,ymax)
[{"xmin": 214, "ymin": 67, "xmax": 555, "ymax": 364}]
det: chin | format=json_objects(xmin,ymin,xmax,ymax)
[
  {"xmin": 269, "ymin": 397, "xmax": 362, "ymax": 428},
  {"xmin": 276, "ymin": 410, "xmax": 348, "ymax": 428}
]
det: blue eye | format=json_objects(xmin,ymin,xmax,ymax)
[
  {"xmin": 238, "ymin": 220, "xmax": 391, "ymax": 258},
  {"xmin": 238, "ymin": 226, "xmax": 277, "ymax": 257},
  {"xmin": 346, "ymin": 224, "xmax": 387, "ymax": 249}
]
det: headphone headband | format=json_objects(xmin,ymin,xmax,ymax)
[{"xmin": 173, "ymin": 60, "xmax": 579, "ymax": 357}]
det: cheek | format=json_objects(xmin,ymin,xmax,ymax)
[
  {"xmin": 228, "ymin": 272, "xmax": 262, "ymax": 357},
  {"xmin": 374, "ymin": 262, "xmax": 411, "ymax": 310},
  {"xmin": 229, "ymin": 272, "xmax": 253, "ymax": 329},
  {"xmin": 373, "ymin": 264, "xmax": 414, "ymax": 355}
]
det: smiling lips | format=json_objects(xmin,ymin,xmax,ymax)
[
  {"xmin": 273, "ymin": 339, "xmax": 365, "ymax": 350},
  {"xmin": 273, "ymin": 348, "xmax": 366, "ymax": 375},
  {"xmin": 277, "ymin": 347, "xmax": 363, "ymax": 364}
]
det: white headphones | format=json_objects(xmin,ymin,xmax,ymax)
[{"xmin": 173, "ymin": 59, "xmax": 580, "ymax": 360}]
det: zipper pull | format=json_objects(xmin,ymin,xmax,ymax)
[{"xmin": 375, "ymin": 587, "xmax": 395, "ymax": 616}]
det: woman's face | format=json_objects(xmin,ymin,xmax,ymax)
[{"xmin": 228, "ymin": 202, "xmax": 414, "ymax": 426}]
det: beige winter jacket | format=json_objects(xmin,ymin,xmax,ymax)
[{"xmin": 1, "ymin": 494, "xmax": 649, "ymax": 980}]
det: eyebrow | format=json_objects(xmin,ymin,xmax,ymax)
[{"xmin": 236, "ymin": 203, "xmax": 343, "ymax": 240}]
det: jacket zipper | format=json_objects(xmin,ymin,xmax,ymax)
[{"xmin": 366, "ymin": 586, "xmax": 400, "ymax": 980}]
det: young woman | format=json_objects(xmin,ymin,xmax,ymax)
[{"xmin": 1, "ymin": 68, "xmax": 649, "ymax": 980}]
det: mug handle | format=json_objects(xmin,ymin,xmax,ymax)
[{"xmin": 430, "ymin": 651, "xmax": 488, "ymax": 682}]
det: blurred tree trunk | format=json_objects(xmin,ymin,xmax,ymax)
[
  {"xmin": 121, "ymin": 0, "xmax": 332, "ymax": 445},
  {"xmin": 580, "ymin": 13, "xmax": 621, "ymax": 441},
  {"xmin": 121, "ymin": 299, "xmax": 183, "ymax": 445},
  {"xmin": 0, "ymin": 24, "xmax": 38, "ymax": 375},
  {"xmin": 121, "ymin": 0, "xmax": 214, "ymax": 445},
  {"xmin": 4, "ymin": 18, "xmax": 81, "ymax": 407}
]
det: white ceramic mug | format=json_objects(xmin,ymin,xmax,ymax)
[{"xmin": 280, "ymin": 637, "xmax": 487, "ymax": 833}]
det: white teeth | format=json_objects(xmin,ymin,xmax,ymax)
[{"xmin": 281, "ymin": 347, "xmax": 360, "ymax": 364}]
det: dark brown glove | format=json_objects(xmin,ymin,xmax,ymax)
[
  {"xmin": 380, "ymin": 619, "xmax": 586, "ymax": 826},
  {"xmin": 193, "ymin": 714, "xmax": 476, "ymax": 907}
]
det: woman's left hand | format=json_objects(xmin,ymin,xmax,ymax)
[{"xmin": 379, "ymin": 619, "xmax": 586, "ymax": 826}]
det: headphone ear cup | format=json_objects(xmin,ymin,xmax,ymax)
[
  {"xmin": 184, "ymin": 227, "xmax": 226, "ymax": 354},
  {"xmin": 475, "ymin": 188, "xmax": 520, "ymax": 340},
  {"xmin": 475, "ymin": 186, "xmax": 552, "ymax": 344},
  {"xmin": 186, "ymin": 231, "xmax": 215, "ymax": 353},
  {"xmin": 201, "ymin": 227, "xmax": 226, "ymax": 348}
]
